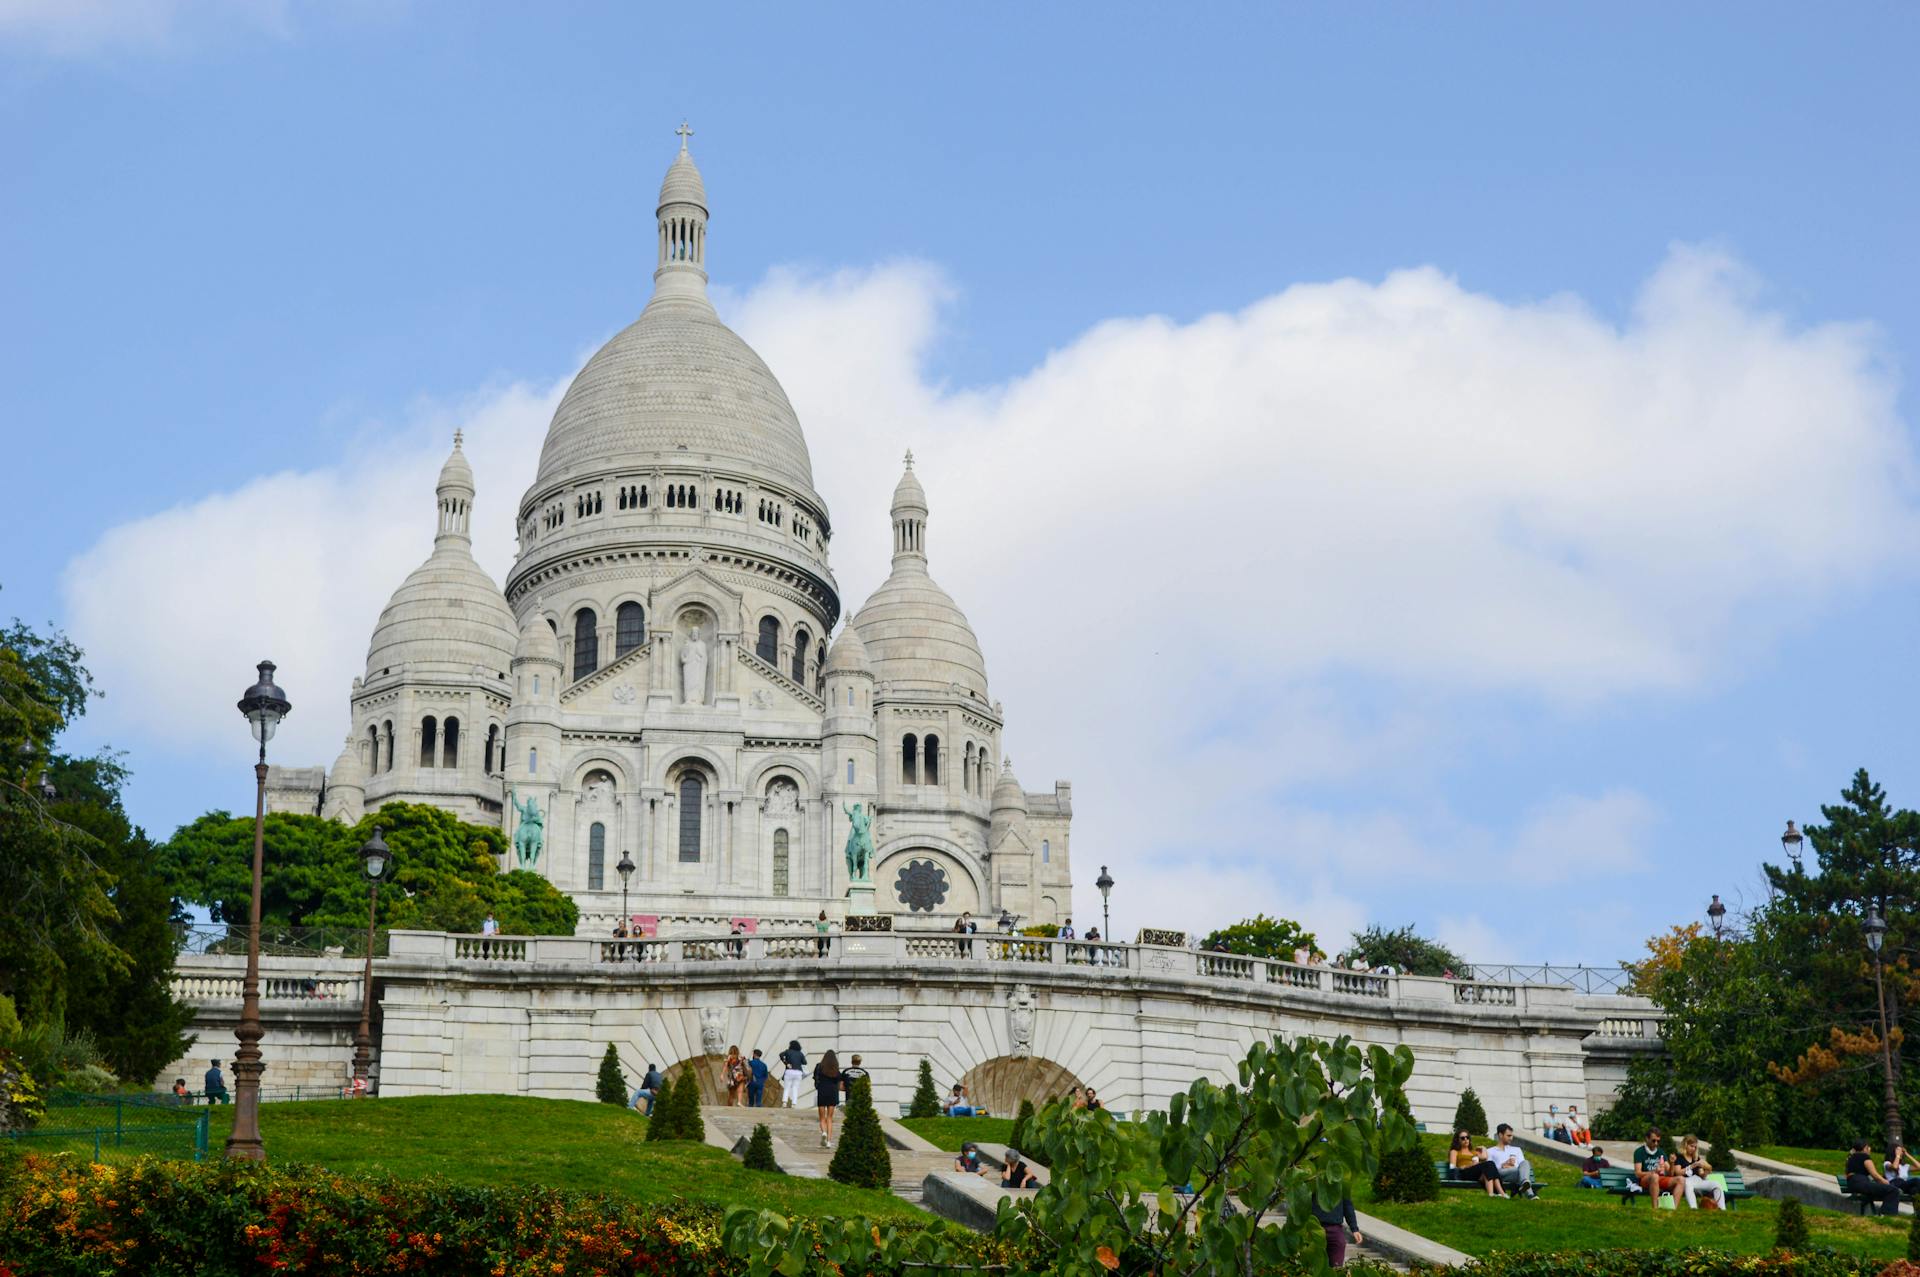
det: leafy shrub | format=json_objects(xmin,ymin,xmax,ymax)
[
  {"xmin": 1445, "ymin": 1250, "xmax": 1879, "ymax": 1276},
  {"xmin": 1453, "ymin": 1086, "xmax": 1488, "ymax": 1137},
  {"xmin": 1202, "ymin": 913, "xmax": 1318, "ymax": 961},
  {"xmin": 907, "ymin": 1059, "xmax": 940, "ymax": 1120},
  {"xmin": 742, "ymin": 1123, "xmax": 780, "ymax": 1173},
  {"xmin": 1372, "ymin": 1090, "xmax": 1438, "ymax": 1202},
  {"xmin": 595, "ymin": 1042, "xmax": 626, "ymax": 1106},
  {"xmin": 1008, "ymin": 1097, "xmax": 1036, "ymax": 1151},
  {"xmin": 827, "ymin": 1076, "xmax": 890, "ymax": 1189},
  {"xmin": 645, "ymin": 1067, "xmax": 703, "ymax": 1142},
  {"xmin": 1910, "ymin": 1207, "xmax": 1920, "ymax": 1263},
  {"xmin": 1774, "ymin": 1195, "xmax": 1810, "ymax": 1252}
]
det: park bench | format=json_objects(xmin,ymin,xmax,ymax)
[
  {"xmin": 1603, "ymin": 1166, "xmax": 1752, "ymax": 1209},
  {"xmin": 1432, "ymin": 1162, "xmax": 1546, "ymax": 1194},
  {"xmin": 1834, "ymin": 1173, "xmax": 1908, "ymax": 1214}
]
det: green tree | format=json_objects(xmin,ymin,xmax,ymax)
[
  {"xmin": 1372, "ymin": 1089, "xmax": 1439, "ymax": 1203},
  {"xmin": 1201, "ymin": 913, "xmax": 1317, "ymax": 961},
  {"xmin": 595, "ymin": 1043, "xmax": 626, "ymax": 1105},
  {"xmin": 1008, "ymin": 1097, "xmax": 1036, "ymax": 1151},
  {"xmin": 907, "ymin": 1059, "xmax": 940, "ymax": 1120},
  {"xmin": 1347, "ymin": 923, "xmax": 1465, "ymax": 977},
  {"xmin": 646, "ymin": 1067, "xmax": 705, "ymax": 1143},
  {"xmin": 827, "ymin": 1076, "xmax": 891, "ymax": 1189},
  {"xmin": 742, "ymin": 1123, "xmax": 780, "ymax": 1172},
  {"xmin": 1452, "ymin": 1086, "xmax": 1488, "ymax": 1137},
  {"xmin": 1774, "ymin": 1196, "xmax": 1810, "ymax": 1252},
  {"xmin": 165, "ymin": 802, "xmax": 577, "ymax": 935},
  {"xmin": 1909, "ymin": 1208, "xmax": 1920, "ymax": 1263}
]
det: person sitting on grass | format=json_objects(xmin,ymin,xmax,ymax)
[
  {"xmin": 1578, "ymin": 1145, "xmax": 1610, "ymax": 1189},
  {"xmin": 1847, "ymin": 1138, "xmax": 1905, "ymax": 1216},
  {"xmin": 1449, "ymin": 1129, "xmax": 1508, "ymax": 1196},
  {"xmin": 943, "ymin": 1083, "xmax": 974, "ymax": 1117},
  {"xmin": 1486, "ymin": 1124, "xmax": 1537, "ymax": 1199},
  {"xmin": 1676, "ymin": 1135, "xmax": 1726, "ymax": 1210},
  {"xmin": 1633, "ymin": 1128, "xmax": 1680, "ymax": 1204},
  {"xmin": 1001, "ymin": 1148, "xmax": 1038, "ymax": 1189}
]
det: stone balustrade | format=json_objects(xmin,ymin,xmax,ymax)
[{"xmin": 169, "ymin": 972, "xmax": 362, "ymax": 1003}]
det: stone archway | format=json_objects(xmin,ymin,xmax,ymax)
[
  {"xmin": 957, "ymin": 1055, "xmax": 1086, "ymax": 1116},
  {"xmin": 662, "ymin": 1053, "xmax": 730, "ymax": 1104}
]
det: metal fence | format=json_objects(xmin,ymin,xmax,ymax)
[
  {"xmin": 177, "ymin": 924, "xmax": 390, "ymax": 958},
  {"xmin": 4, "ymin": 1092, "xmax": 210, "ymax": 1162},
  {"xmin": 1464, "ymin": 964, "xmax": 1634, "ymax": 994}
]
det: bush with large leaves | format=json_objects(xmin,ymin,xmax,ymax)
[{"xmin": 164, "ymin": 801, "xmax": 577, "ymax": 935}]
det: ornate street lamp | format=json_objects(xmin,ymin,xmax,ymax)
[
  {"xmin": 1864, "ymin": 905, "xmax": 1903, "ymax": 1149},
  {"xmin": 616, "ymin": 850, "xmax": 635, "ymax": 960},
  {"xmin": 1096, "ymin": 865, "xmax": 1115, "ymax": 940},
  {"xmin": 1782, "ymin": 820, "xmax": 1804, "ymax": 865},
  {"xmin": 36, "ymin": 771, "xmax": 56, "ymax": 802},
  {"xmin": 1706, "ymin": 894, "xmax": 1726, "ymax": 940},
  {"xmin": 227, "ymin": 660, "xmax": 290, "ymax": 1161},
  {"xmin": 351, "ymin": 825, "xmax": 393, "ymax": 1094}
]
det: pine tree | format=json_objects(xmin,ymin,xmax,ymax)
[
  {"xmin": 828, "ymin": 1076, "xmax": 892, "ymax": 1189},
  {"xmin": 743, "ymin": 1122, "xmax": 781, "ymax": 1173},
  {"xmin": 1372, "ymin": 1091, "xmax": 1440, "ymax": 1203},
  {"xmin": 907, "ymin": 1059, "xmax": 941, "ymax": 1120},
  {"xmin": 1452, "ymin": 1087, "xmax": 1488, "ymax": 1138},
  {"xmin": 675, "ymin": 1066, "xmax": 705, "ymax": 1143},
  {"xmin": 1700, "ymin": 1112, "xmax": 1732, "ymax": 1162},
  {"xmin": 1009, "ymin": 1098, "xmax": 1037, "ymax": 1151},
  {"xmin": 1774, "ymin": 1197, "xmax": 1810, "ymax": 1253},
  {"xmin": 595, "ymin": 1043, "xmax": 627, "ymax": 1106}
]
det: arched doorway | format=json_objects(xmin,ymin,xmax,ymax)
[
  {"xmin": 957, "ymin": 1056, "xmax": 1087, "ymax": 1116},
  {"xmin": 662, "ymin": 1054, "xmax": 730, "ymax": 1105}
]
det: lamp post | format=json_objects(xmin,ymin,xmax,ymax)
[
  {"xmin": 1865, "ymin": 905, "xmax": 1903, "ymax": 1149},
  {"xmin": 1706, "ymin": 894, "xmax": 1726, "ymax": 940},
  {"xmin": 351, "ymin": 825, "xmax": 393, "ymax": 1095},
  {"xmin": 1782, "ymin": 820, "xmax": 1804, "ymax": 865},
  {"xmin": 227, "ymin": 659, "xmax": 290, "ymax": 1161},
  {"xmin": 1096, "ymin": 864, "xmax": 1114, "ymax": 940},
  {"xmin": 616, "ymin": 850, "xmax": 634, "ymax": 960}
]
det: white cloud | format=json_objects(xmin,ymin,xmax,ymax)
[
  {"xmin": 0, "ymin": 0, "xmax": 292, "ymax": 57},
  {"xmin": 62, "ymin": 246, "xmax": 1916, "ymax": 957}
]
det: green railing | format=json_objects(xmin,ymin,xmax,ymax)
[{"xmin": 4, "ymin": 1092, "xmax": 209, "ymax": 1162}]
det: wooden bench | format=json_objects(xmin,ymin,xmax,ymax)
[
  {"xmin": 1604, "ymin": 1166, "xmax": 1754, "ymax": 1209},
  {"xmin": 1432, "ymin": 1162, "xmax": 1545, "ymax": 1194},
  {"xmin": 1835, "ymin": 1173, "xmax": 1909, "ymax": 1214}
]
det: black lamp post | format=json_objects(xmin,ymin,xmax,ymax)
[
  {"xmin": 616, "ymin": 850, "xmax": 635, "ymax": 959},
  {"xmin": 351, "ymin": 825, "xmax": 392, "ymax": 1094},
  {"xmin": 1096, "ymin": 865, "xmax": 1115, "ymax": 940},
  {"xmin": 1782, "ymin": 820, "xmax": 1804, "ymax": 865},
  {"xmin": 227, "ymin": 659, "xmax": 290, "ymax": 1161},
  {"xmin": 1865, "ymin": 905, "xmax": 1903, "ymax": 1150},
  {"xmin": 1706, "ymin": 894, "xmax": 1726, "ymax": 940}
]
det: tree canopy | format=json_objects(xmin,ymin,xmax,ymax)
[
  {"xmin": 1347, "ymin": 923, "xmax": 1465, "ymax": 976},
  {"xmin": 164, "ymin": 801, "xmax": 578, "ymax": 936},
  {"xmin": 1200, "ymin": 913, "xmax": 1317, "ymax": 961}
]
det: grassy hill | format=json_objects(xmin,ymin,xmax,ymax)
[{"xmin": 206, "ymin": 1094, "xmax": 928, "ymax": 1222}]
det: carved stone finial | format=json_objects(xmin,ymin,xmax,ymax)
[
  {"xmin": 903, "ymin": 448, "xmax": 914, "ymax": 471},
  {"xmin": 675, "ymin": 120, "xmax": 694, "ymax": 150}
]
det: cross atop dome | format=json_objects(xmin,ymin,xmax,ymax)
[
  {"xmin": 903, "ymin": 448, "xmax": 914, "ymax": 471},
  {"xmin": 675, "ymin": 120, "xmax": 694, "ymax": 151}
]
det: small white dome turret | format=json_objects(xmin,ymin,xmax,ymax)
[
  {"xmin": 823, "ymin": 626, "xmax": 873, "ymax": 677},
  {"xmin": 991, "ymin": 758, "xmax": 1028, "ymax": 816}
]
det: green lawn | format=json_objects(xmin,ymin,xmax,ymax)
[
  {"xmin": 206, "ymin": 1094, "xmax": 929, "ymax": 1222},
  {"xmin": 1747, "ymin": 1145, "xmax": 1848, "ymax": 1178},
  {"xmin": 1358, "ymin": 1136, "xmax": 1910, "ymax": 1261},
  {"xmin": 901, "ymin": 1116, "xmax": 1016, "ymax": 1150}
]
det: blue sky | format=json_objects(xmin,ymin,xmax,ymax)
[{"xmin": 5, "ymin": 3, "xmax": 1919, "ymax": 964}]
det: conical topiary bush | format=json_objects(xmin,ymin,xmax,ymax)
[
  {"xmin": 1372, "ymin": 1090, "xmax": 1440, "ymax": 1203},
  {"xmin": 1452, "ymin": 1087, "xmax": 1488, "ymax": 1138},
  {"xmin": 828, "ymin": 1076, "xmax": 891, "ymax": 1189},
  {"xmin": 907, "ymin": 1060, "xmax": 941, "ymax": 1120},
  {"xmin": 674, "ymin": 1067, "xmax": 705, "ymax": 1143},
  {"xmin": 1774, "ymin": 1197, "xmax": 1809, "ymax": 1253},
  {"xmin": 595, "ymin": 1043, "xmax": 626, "ymax": 1106},
  {"xmin": 1009, "ymin": 1098, "xmax": 1037, "ymax": 1151},
  {"xmin": 743, "ymin": 1122, "xmax": 781, "ymax": 1173}
]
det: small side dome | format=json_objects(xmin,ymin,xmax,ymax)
[
  {"xmin": 991, "ymin": 758, "xmax": 1028, "ymax": 815},
  {"xmin": 658, "ymin": 143, "xmax": 707, "ymax": 211},
  {"xmin": 891, "ymin": 456, "xmax": 927, "ymax": 516},
  {"xmin": 437, "ymin": 429, "xmax": 475, "ymax": 495},
  {"xmin": 514, "ymin": 615, "xmax": 562, "ymax": 665},
  {"xmin": 823, "ymin": 626, "xmax": 872, "ymax": 677},
  {"xmin": 328, "ymin": 733, "xmax": 363, "ymax": 789}
]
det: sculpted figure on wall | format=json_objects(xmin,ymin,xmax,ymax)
[
  {"xmin": 1008, "ymin": 983, "xmax": 1036, "ymax": 1058},
  {"xmin": 679, "ymin": 633, "xmax": 708, "ymax": 705},
  {"xmin": 699, "ymin": 1005, "xmax": 727, "ymax": 1056},
  {"xmin": 508, "ymin": 788, "xmax": 544, "ymax": 868}
]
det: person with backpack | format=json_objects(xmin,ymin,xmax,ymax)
[{"xmin": 778, "ymin": 1040, "xmax": 807, "ymax": 1108}]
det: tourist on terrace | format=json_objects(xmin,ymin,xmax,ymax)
[
  {"xmin": 1487, "ymin": 1124, "xmax": 1537, "ymax": 1198},
  {"xmin": 1310, "ymin": 1191, "xmax": 1362, "ymax": 1266},
  {"xmin": 611, "ymin": 918, "xmax": 628, "ymax": 961},
  {"xmin": 203, "ymin": 1059, "xmax": 228, "ymax": 1104},
  {"xmin": 841, "ymin": 1053, "xmax": 869, "ymax": 1100},
  {"xmin": 813, "ymin": 1050, "xmax": 843, "ymax": 1148},
  {"xmin": 723, "ymin": 1045, "xmax": 748, "ymax": 1106},
  {"xmin": 633, "ymin": 1063, "xmax": 663, "ymax": 1114},
  {"xmin": 747, "ymin": 1049, "xmax": 769, "ymax": 1107},
  {"xmin": 1675, "ymin": 1135, "xmax": 1726, "ymax": 1210},
  {"xmin": 1449, "ymin": 1130, "xmax": 1507, "ymax": 1196},
  {"xmin": 480, "ymin": 912, "xmax": 499, "ymax": 958},
  {"xmin": 730, "ymin": 921, "xmax": 747, "ymax": 959},
  {"xmin": 954, "ymin": 913, "xmax": 973, "ymax": 957},
  {"xmin": 944, "ymin": 1083, "xmax": 975, "ymax": 1117},
  {"xmin": 1633, "ymin": 1128, "xmax": 1679, "ymax": 1203},
  {"xmin": 1085, "ymin": 926, "xmax": 1104, "ymax": 964},
  {"xmin": 1846, "ymin": 1139, "xmax": 1904, "ymax": 1215},
  {"xmin": 778, "ymin": 1040, "xmax": 807, "ymax": 1108},
  {"xmin": 815, "ymin": 910, "xmax": 831, "ymax": 957},
  {"xmin": 1578, "ymin": 1146, "xmax": 1610, "ymax": 1188}
]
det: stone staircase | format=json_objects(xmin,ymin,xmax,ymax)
[{"xmin": 700, "ymin": 1104, "xmax": 956, "ymax": 1207}]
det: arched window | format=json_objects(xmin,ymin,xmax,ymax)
[
  {"xmin": 963, "ymin": 743, "xmax": 975, "ymax": 793},
  {"xmin": 772, "ymin": 829, "xmax": 790, "ymax": 897},
  {"xmin": 484, "ymin": 724, "xmax": 498, "ymax": 776},
  {"xmin": 977, "ymin": 755, "xmax": 989, "ymax": 796},
  {"xmin": 678, "ymin": 773, "xmax": 704, "ymax": 862},
  {"xmin": 588, "ymin": 822, "xmax": 606, "ymax": 890},
  {"xmin": 573, "ymin": 607, "xmax": 599, "ymax": 680},
  {"xmin": 791, "ymin": 629, "xmax": 810, "ymax": 684},
  {"xmin": 382, "ymin": 721, "xmax": 394, "ymax": 773},
  {"xmin": 442, "ymin": 716, "xmax": 459, "ymax": 769},
  {"xmin": 756, "ymin": 616, "xmax": 780, "ymax": 664},
  {"xmin": 529, "ymin": 746, "xmax": 538, "ymax": 773},
  {"xmin": 902, "ymin": 734, "xmax": 918, "ymax": 785},
  {"xmin": 419, "ymin": 716, "xmax": 438, "ymax": 768},
  {"xmin": 846, "ymin": 759, "xmax": 855, "ymax": 784},
  {"xmin": 366, "ymin": 724, "xmax": 379, "ymax": 772},
  {"xmin": 924, "ymin": 735, "xmax": 940, "ymax": 786},
  {"xmin": 615, "ymin": 602, "xmax": 646, "ymax": 660},
  {"xmin": 1042, "ymin": 839, "xmax": 1051, "ymax": 863}
]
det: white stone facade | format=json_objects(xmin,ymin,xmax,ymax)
[{"xmin": 269, "ymin": 137, "xmax": 1072, "ymax": 931}]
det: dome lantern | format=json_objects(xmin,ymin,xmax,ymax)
[
  {"xmin": 436, "ymin": 430, "xmax": 475, "ymax": 544},
  {"xmin": 655, "ymin": 122, "xmax": 709, "ymax": 297},
  {"xmin": 891, "ymin": 449, "xmax": 928, "ymax": 567}
]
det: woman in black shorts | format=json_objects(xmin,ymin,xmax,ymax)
[{"xmin": 813, "ymin": 1050, "xmax": 843, "ymax": 1148}]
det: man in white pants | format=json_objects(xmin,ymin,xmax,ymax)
[{"xmin": 778, "ymin": 1040, "xmax": 806, "ymax": 1108}]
